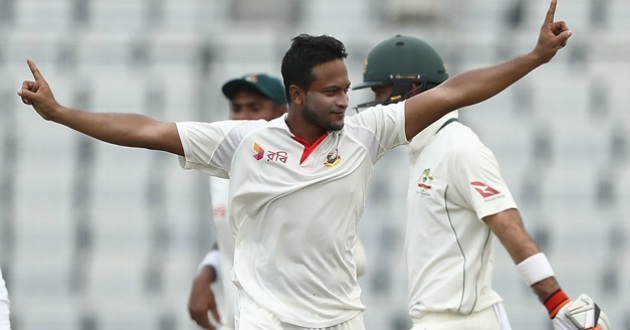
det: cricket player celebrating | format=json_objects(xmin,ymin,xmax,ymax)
[
  {"xmin": 0, "ymin": 268, "xmax": 11, "ymax": 330},
  {"xmin": 353, "ymin": 35, "xmax": 610, "ymax": 330},
  {"xmin": 18, "ymin": 1, "xmax": 572, "ymax": 328},
  {"xmin": 188, "ymin": 73, "xmax": 367, "ymax": 330}
]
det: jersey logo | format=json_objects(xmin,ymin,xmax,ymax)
[
  {"xmin": 324, "ymin": 149, "xmax": 341, "ymax": 168},
  {"xmin": 266, "ymin": 150, "xmax": 288, "ymax": 163},
  {"xmin": 253, "ymin": 143, "xmax": 264, "ymax": 160},
  {"xmin": 417, "ymin": 168, "xmax": 433, "ymax": 190},
  {"xmin": 470, "ymin": 181, "xmax": 500, "ymax": 198}
]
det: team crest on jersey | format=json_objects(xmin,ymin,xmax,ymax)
[
  {"xmin": 470, "ymin": 181, "xmax": 500, "ymax": 198},
  {"xmin": 253, "ymin": 143, "xmax": 264, "ymax": 160},
  {"xmin": 418, "ymin": 169, "xmax": 433, "ymax": 190},
  {"xmin": 324, "ymin": 149, "xmax": 341, "ymax": 168},
  {"xmin": 416, "ymin": 169, "xmax": 434, "ymax": 197}
]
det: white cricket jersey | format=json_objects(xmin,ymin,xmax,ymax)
[
  {"xmin": 177, "ymin": 102, "xmax": 412, "ymax": 327},
  {"xmin": 208, "ymin": 177, "xmax": 237, "ymax": 328},
  {"xmin": 0, "ymin": 267, "xmax": 10, "ymax": 330},
  {"xmin": 405, "ymin": 114, "xmax": 517, "ymax": 318}
]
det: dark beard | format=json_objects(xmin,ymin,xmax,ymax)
[{"xmin": 304, "ymin": 97, "xmax": 344, "ymax": 132}]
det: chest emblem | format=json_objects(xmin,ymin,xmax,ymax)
[
  {"xmin": 253, "ymin": 143, "xmax": 264, "ymax": 160},
  {"xmin": 324, "ymin": 149, "xmax": 341, "ymax": 168},
  {"xmin": 418, "ymin": 169, "xmax": 433, "ymax": 190},
  {"xmin": 470, "ymin": 181, "xmax": 500, "ymax": 198}
]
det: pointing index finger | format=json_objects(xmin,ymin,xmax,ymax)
[
  {"xmin": 27, "ymin": 59, "xmax": 44, "ymax": 81},
  {"xmin": 545, "ymin": 0, "xmax": 558, "ymax": 24}
]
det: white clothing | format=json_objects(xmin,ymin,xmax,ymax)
[
  {"xmin": 178, "ymin": 102, "xmax": 422, "ymax": 327},
  {"xmin": 235, "ymin": 289, "xmax": 365, "ymax": 330},
  {"xmin": 204, "ymin": 177, "xmax": 237, "ymax": 329},
  {"xmin": 0, "ymin": 268, "xmax": 11, "ymax": 330},
  {"xmin": 410, "ymin": 303, "xmax": 512, "ymax": 330},
  {"xmin": 405, "ymin": 114, "xmax": 517, "ymax": 319}
]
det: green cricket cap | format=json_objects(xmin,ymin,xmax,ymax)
[{"xmin": 222, "ymin": 73, "xmax": 287, "ymax": 105}]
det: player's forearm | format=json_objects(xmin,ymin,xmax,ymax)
[
  {"xmin": 485, "ymin": 209, "xmax": 540, "ymax": 264},
  {"xmin": 440, "ymin": 51, "xmax": 544, "ymax": 110},
  {"xmin": 50, "ymin": 105, "xmax": 184, "ymax": 155}
]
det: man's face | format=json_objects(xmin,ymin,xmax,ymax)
[
  {"xmin": 303, "ymin": 59, "xmax": 350, "ymax": 132},
  {"xmin": 230, "ymin": 90, "xmax": 284, "ymax": 121},
  {"xmin": 371, "ymin": 84, "xmax": 394, "ymax": 104}
]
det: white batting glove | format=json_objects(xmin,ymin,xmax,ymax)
[{"xmin": 549, "ymin": 293, "xmax": 610, "ymax": 330}]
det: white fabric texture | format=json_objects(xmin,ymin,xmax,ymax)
[
  {"xmin": 0, "ymin": 268, "xmax": 11, "ymax": 330},
  {"xmin": 405, "ymin": 115, "xmax": 517, "ymax": 319},
  {"xmin": 411, "ymin": 303, "xmax": 511, "ymax": 330}
]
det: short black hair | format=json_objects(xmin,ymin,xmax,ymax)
[{"xmin": 281, "ymin": 34, "xmax": 348, "ymax": 103}]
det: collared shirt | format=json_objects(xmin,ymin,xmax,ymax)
[{"xmin": 177, "ymin": 102, "xmax": 419, "ymax": 327}]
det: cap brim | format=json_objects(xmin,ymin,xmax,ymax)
[{"xmin": 352, "ymin": 81, "xmax": 387, "ymax": 90}]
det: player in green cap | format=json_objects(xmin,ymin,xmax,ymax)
[{"xmin": 354, "ymin": 34, "xmax": 610, "ymax": 330}]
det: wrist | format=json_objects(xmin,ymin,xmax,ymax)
[
  {"xmin": 198, "ymin": 250, "xmax": 221, "ymax": 281},
  {"xmin": 516, "ymin": 253, "xmax": 555, "ymax": 286},
  {"xmin": 194, "ymin": 266, "xmax": 216, "ymax": 284},
  {"xmin": 544, "ymin": 289, "xmax": 570, "ymax": 318}
]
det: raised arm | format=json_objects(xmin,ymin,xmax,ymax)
[
  {"xmin": 17, "ymin": 60, "xmax": 184, "ymax": 156},
  {"xmin": 404, "ymin": 0, "xmax": 571, "ymax": 139}
]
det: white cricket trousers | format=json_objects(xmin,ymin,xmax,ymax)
[
  {"xmin": 410, "ymin": 303, "xmax": 512, "ymax": 330},
  {"xmin": 235, "ymin": 289, "xmax": 365, "ymax": 330},
  {"xmin": 0, "ymin": 268, "xmax": 11, "ymax": 330}
]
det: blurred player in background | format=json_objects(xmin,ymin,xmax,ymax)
[
  {"xmin": 188, "ymin": 73, "xmax": 287, "ymax": 330},
  {"xmin": 353, "ymin": 34, "xmax": 610, "ymax": 330},
  {"xmin": 187, "ymin": 74, "xmax": 367, "ymax": 330},
  {"xmin": 17, "ymin": 1, "xmax": 571, "ymax": 327},
  {"xmin": 0, "ymin": 268, "xmax": 11, "ymax": 330}
]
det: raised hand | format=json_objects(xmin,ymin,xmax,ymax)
[
  {"xmin": 535, "ymin": 0, "xmax": 572, "ymax": 63},
  {"xmin": 17, "ymin": 59, "xmax": 60, "ymax": 121}
]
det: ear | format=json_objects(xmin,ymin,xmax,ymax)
[{"xmin": 289, "ymin": 84, "xmax": 305, "ymax": 106}]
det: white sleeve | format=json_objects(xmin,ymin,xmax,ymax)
[
  {"xmin": 349, "ymin": 101, "xmax": 408, "ymax": 162},
  {"xmin": 450, "ymin": 142, "xmax": 517, "ymax": 220},
  {"xmin": 0, "ymin": 268, "xmax": 10, "ymax": 330},
  {"xmin": 176, "ymin": 120, "xmax": 264, "ymax": 178}
]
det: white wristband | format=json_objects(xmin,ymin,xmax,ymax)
[
  {"xmin": 198, "ymin": 250, "xmax": 221, "ymax": 281},
  {"xmin": 516, "ymin": 253, "xmax": 554, "ymax": 286}
]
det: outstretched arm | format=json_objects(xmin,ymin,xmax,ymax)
[
  {"xmin": 17, "ymin": 60, "xmax": 184, "ymax": 156},
  {"xmin": 404, "ymin": 0, "xmax": 571, "ymax": 139}
]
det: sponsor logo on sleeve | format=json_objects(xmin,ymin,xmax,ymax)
[{"xmin": 470, "ymin": 181, "xmax": 500, "ymax": 198}]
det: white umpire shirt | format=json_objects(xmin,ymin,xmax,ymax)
[
  {"xmin": 405, "ymin": 113, "xmax": 517, "ymax": 319},
  {"xmin": 0, "ymin": 267, "xmax": 10, "ymax": 330},
  {"xmin": 177, "ymin": 102, "xmax": 419, "ymax": 327}
]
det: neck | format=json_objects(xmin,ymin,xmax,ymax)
[{"xmin": 285, "ymin": 106, "xmax": 326, "ymax": 145}]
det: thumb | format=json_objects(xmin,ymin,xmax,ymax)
[{"xmin": 18, "ymin": 88, "xmax": 38, "ymax": 105}]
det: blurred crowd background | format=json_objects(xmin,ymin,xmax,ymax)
[{"xmin": 0, "ymin": 0, "xmax": 628, "ymax": 329}]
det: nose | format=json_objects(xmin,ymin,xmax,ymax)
[{"xmin": 337, "ymin": 92, "xmax": 348, "ymax": 109}]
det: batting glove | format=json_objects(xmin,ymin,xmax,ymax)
[{"xmin": 546, "ymin": 291, "xmax": 611, "ymax": 330}]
